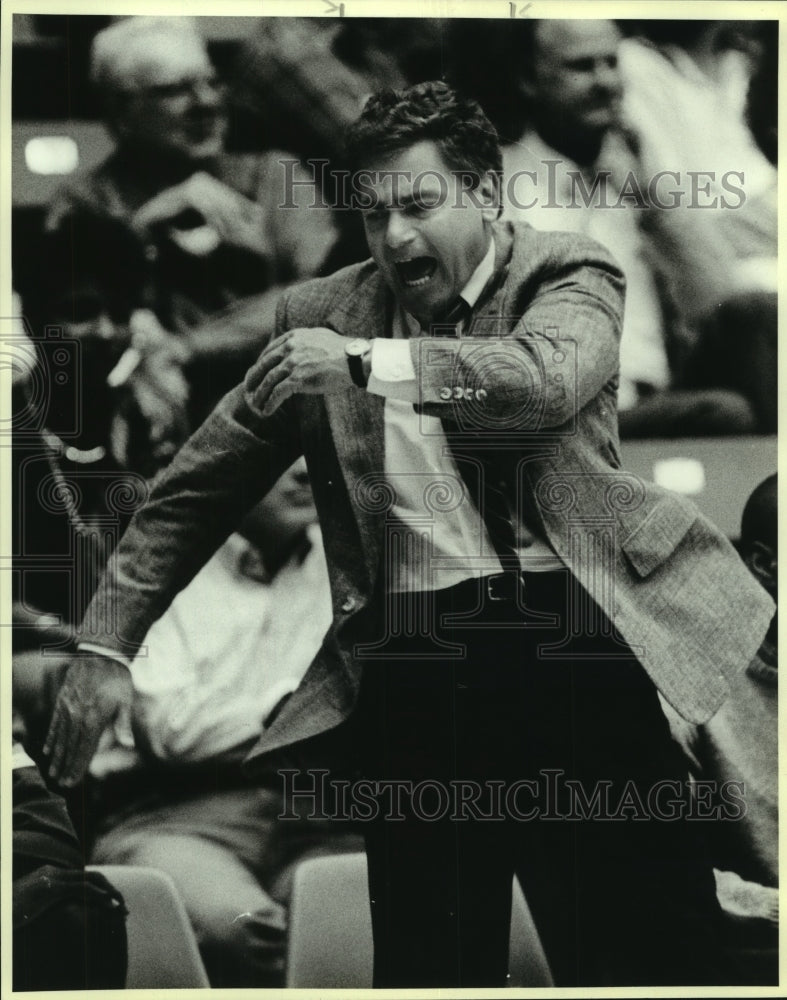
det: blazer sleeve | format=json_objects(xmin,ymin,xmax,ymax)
[
  {"xmin": 80, "ymin": 382, "xmax": 302, "ymax": 657},
  {"xmin": 410, "ymin": 242, "xmax": 626, "ymax": 429}
]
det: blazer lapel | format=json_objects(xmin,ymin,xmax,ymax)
[
  {"xmin": 317, "ymin": 226, "xmax": 515, "ymax": 590},
  {"xmin": 321, "ymin": 268, "xmax": 391, "ymax": 588},
  {"xmin": 474, "ymin": 221, "xmax": 514, "ymax": 322}
]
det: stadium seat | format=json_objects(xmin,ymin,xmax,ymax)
[
  {"xmin": 87, "ymin": 864, "xmax": 209, "ymax": 989},
  {"xmin": 285, "ymin": 851, "xmax": 554, "ymax": 987}
]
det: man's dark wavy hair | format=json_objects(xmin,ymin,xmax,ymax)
[{"xmin": 345, "ymin": 80, "xmax": 503, "ymax": 189}]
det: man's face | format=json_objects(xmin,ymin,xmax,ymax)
[
  {"xmin": 744, "ymin": 540, "xmax": 778, "ymax": 602},
  {"xmin": 113, "ymin": 34, "xmax": 227, "ymax": 162},
  {"xmin": 529, "ymin": 20, "xmax": 623, "ymax": 135},
  {"xmin": 240, "ymin": 458, "xmax": 317, "ymax": 550},
  {"xmin": 361, "ymin": 141, "xmax": 498, "ymax": 324}
]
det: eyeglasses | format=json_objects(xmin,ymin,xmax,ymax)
[{"xmin": 130, "ymin": 74, "xmax": 225, "ymax": 102}]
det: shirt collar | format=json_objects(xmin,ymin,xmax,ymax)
[
  {"xmin": 219, "ymin": 533, "xmax": 264, "ymax": 580},
  {"xmin": 399, "ymin": 236, "xmax": 496, "ymax": 338},
  {"xmin": 223, "ymin": 526, "xmax": 316, "ymax": 582},
  {"xmin": 460, "ymin": 235, "xmax": 496, "ymax": 309}
]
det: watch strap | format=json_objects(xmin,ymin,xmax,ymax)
[{"xmin": 347, "ymin": 347, "xmax": 371, "ymax": 388}]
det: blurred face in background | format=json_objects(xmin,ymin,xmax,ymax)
[
  {"xmin": 111, "ymin": 31, "xmax": 227, "ymax": 163},
  {"xmin": 527, "ymin": 19, "xmax": 623, "ymax": 136},
  {"xmin": 240, "ymin": 458, "xmax": 317, "ymax": 552}
]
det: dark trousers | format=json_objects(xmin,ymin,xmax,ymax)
[{"xmin": 355, "ymin": 571, "xmax": 726, "ymax": 987}]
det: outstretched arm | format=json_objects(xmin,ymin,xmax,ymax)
[
  {"xmin": 244, "ymin": 250, "xmax": 625, "ymax": 431},
  {"xmin": 43, "ymin": 383, "xmax": 301, "ymax": 785}
]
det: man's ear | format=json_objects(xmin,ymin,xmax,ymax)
[
  {"xmin": 477, "ymin": 169, "xmax": 502, "ymax": 222},
  {"xmin": 745, "ymin": 540, "xmax": 777, "ymax": 593}
]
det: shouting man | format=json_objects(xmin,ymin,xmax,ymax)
[{"xmin": 44, "ymin": 82, "xmax": 772, "ymax": 987}]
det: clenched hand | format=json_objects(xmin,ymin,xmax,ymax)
[{"xmin": 245, "ymin": 328, "xmax": 355, "ymax": 417}]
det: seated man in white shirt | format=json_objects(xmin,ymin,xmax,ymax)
[{"xmin": 88, "ymin": 458, "xmax": 362, "ymax": 988}]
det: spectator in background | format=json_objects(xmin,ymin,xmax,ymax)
[
  {"xmin": 9, "ymin": 294, "xmax": 125, "ymax": 630},
  {"xmin": 85, "ymin": 458, "xmax": 362, "ymax": 987},
  {"xmin": 661, "ymin": 473, "xmax": 778, "ymax": 984},
  {"xmin": 502, "ymin": 19, "xmax": 761, "ymax": 438},
  {"xmin": 40, "ymin": 15, "xmax": 338, "ymax": 478}
]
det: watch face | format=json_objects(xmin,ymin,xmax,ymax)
[{"xmin": 346, "ymin": 339, "xmax": 370, "ymax": 356}]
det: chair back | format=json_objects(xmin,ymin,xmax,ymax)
[
  {"xmin": 87, "ymin": 864, "xmax": 210, "ymax": 989},
  {"xmin": 285, "ymin": 851, "xmax": 553, "ymax": 987}
]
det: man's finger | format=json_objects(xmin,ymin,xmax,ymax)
[
  {"xmin": 114, "ymin": 705, "xmax": 135, "ymax": 749},
  {"xmin": 53, "ymin": 700, "xmax": 107, "ymax": 786},
  {"xmin": 42, "ymin": 705, "xmax": 66, "ymax": 768},
  {"xmin": 42, "ymin": 705, "xmax": 61, "ymax": 758},
  {"xmin": 252, "ymin": 360, "xmax": 295, "ymax": 409},
  {"xmin": 60, "ymin": 725, "xmax": 101, "ymax": 788},
  {"xmin": 246, "ymin": 353, "xmax": 292, "ymax": 414},
  {"xmin": 261, "ymin": 378, "xmax": 298, "ymax": 417},
  {"xmin": 248, "ymin": 334, "xmax": 293, "ymax": 386},
  {"xmin": 45, "ymin": 705, "xmax": 78, "ymax": 781}
]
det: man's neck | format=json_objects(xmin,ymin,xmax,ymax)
[
  {"xmin": 412, "ymin": 234, "xmax": 496, "ymax": 329},
  {"xmin": 531, "ymin": 119, "xmax": 607, "ymax": 168},
  {"xmin": 115, "ymin": 142, "xmax": 219, "ymax": 192},
  {"xmin": 243, "ymin": 529, "xmax": 311, "ymax": 581},
  {"xmin": 460, "ymin": 234, "xmax": 496, "ymax": 309}
]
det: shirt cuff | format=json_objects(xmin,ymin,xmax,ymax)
[
  {"xmin": 367, "ymin": 339, "xmax": 419, "ymax": 401},
  {"xmin": 76, "ymin": 643, "xmax": 134, "ymax": 669},
  {"xmin": 13, "ymin": 741, "xmax": 36, "ymax": 770}
]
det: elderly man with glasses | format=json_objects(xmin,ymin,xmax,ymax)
[{"xmin": 41, "ymin": 16, "xmax": 337, "ymax": 476}]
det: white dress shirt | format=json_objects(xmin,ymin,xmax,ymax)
[{"xmin": 367, "ymin": 237, "xmax": 563, "ymax": 592}]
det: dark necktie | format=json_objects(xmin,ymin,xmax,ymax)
[{"xmin": 430, "ymin": 301, "xmax": 520, "ymax": 574}]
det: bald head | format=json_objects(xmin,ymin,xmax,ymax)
[
  {"xmin": 91, "ymin": 17, "xmax": 203, "ymax": 91},
  {"xmin": 740, "ymin": 473, "xmax": 777, "ymax": 600},
  {"xmin": 742, "ymin": 474, "xmax": 777, "ymax": 550},
  {"xmin": 524, "ymin": 19, "xmax": 623, "ymax": 146}
]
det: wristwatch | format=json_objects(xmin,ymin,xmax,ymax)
[{"xmin": 345, "ymin": 338, "xmax": 373, "ymax": 388}]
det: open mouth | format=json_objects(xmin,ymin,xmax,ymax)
[
  {"xmin": 395, "ymin": 257, "xmax": 437, "ymax": 287},
  {"xmin": 185, "ymin": 114, "xmax": 225, "ymax": 143},
  {"xmin": 587, "ymin": 94, "xmax": 620, "ymax": 115}
]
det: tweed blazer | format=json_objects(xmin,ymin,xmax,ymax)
[{"xmin": 89, "ymin": 221, "xmax": 774, "ymax": 770}]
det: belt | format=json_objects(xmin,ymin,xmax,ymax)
[
  {"xmin": 485, "ymin": 570, "xmax": 527, "ymax": 601},
  {"xmin": 483, "ymin": 569, "xmax": 568, "ymax": 603},
  {"xmin": 387, "ymin": 570, "xmax": 568, "ymax": 610}
]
